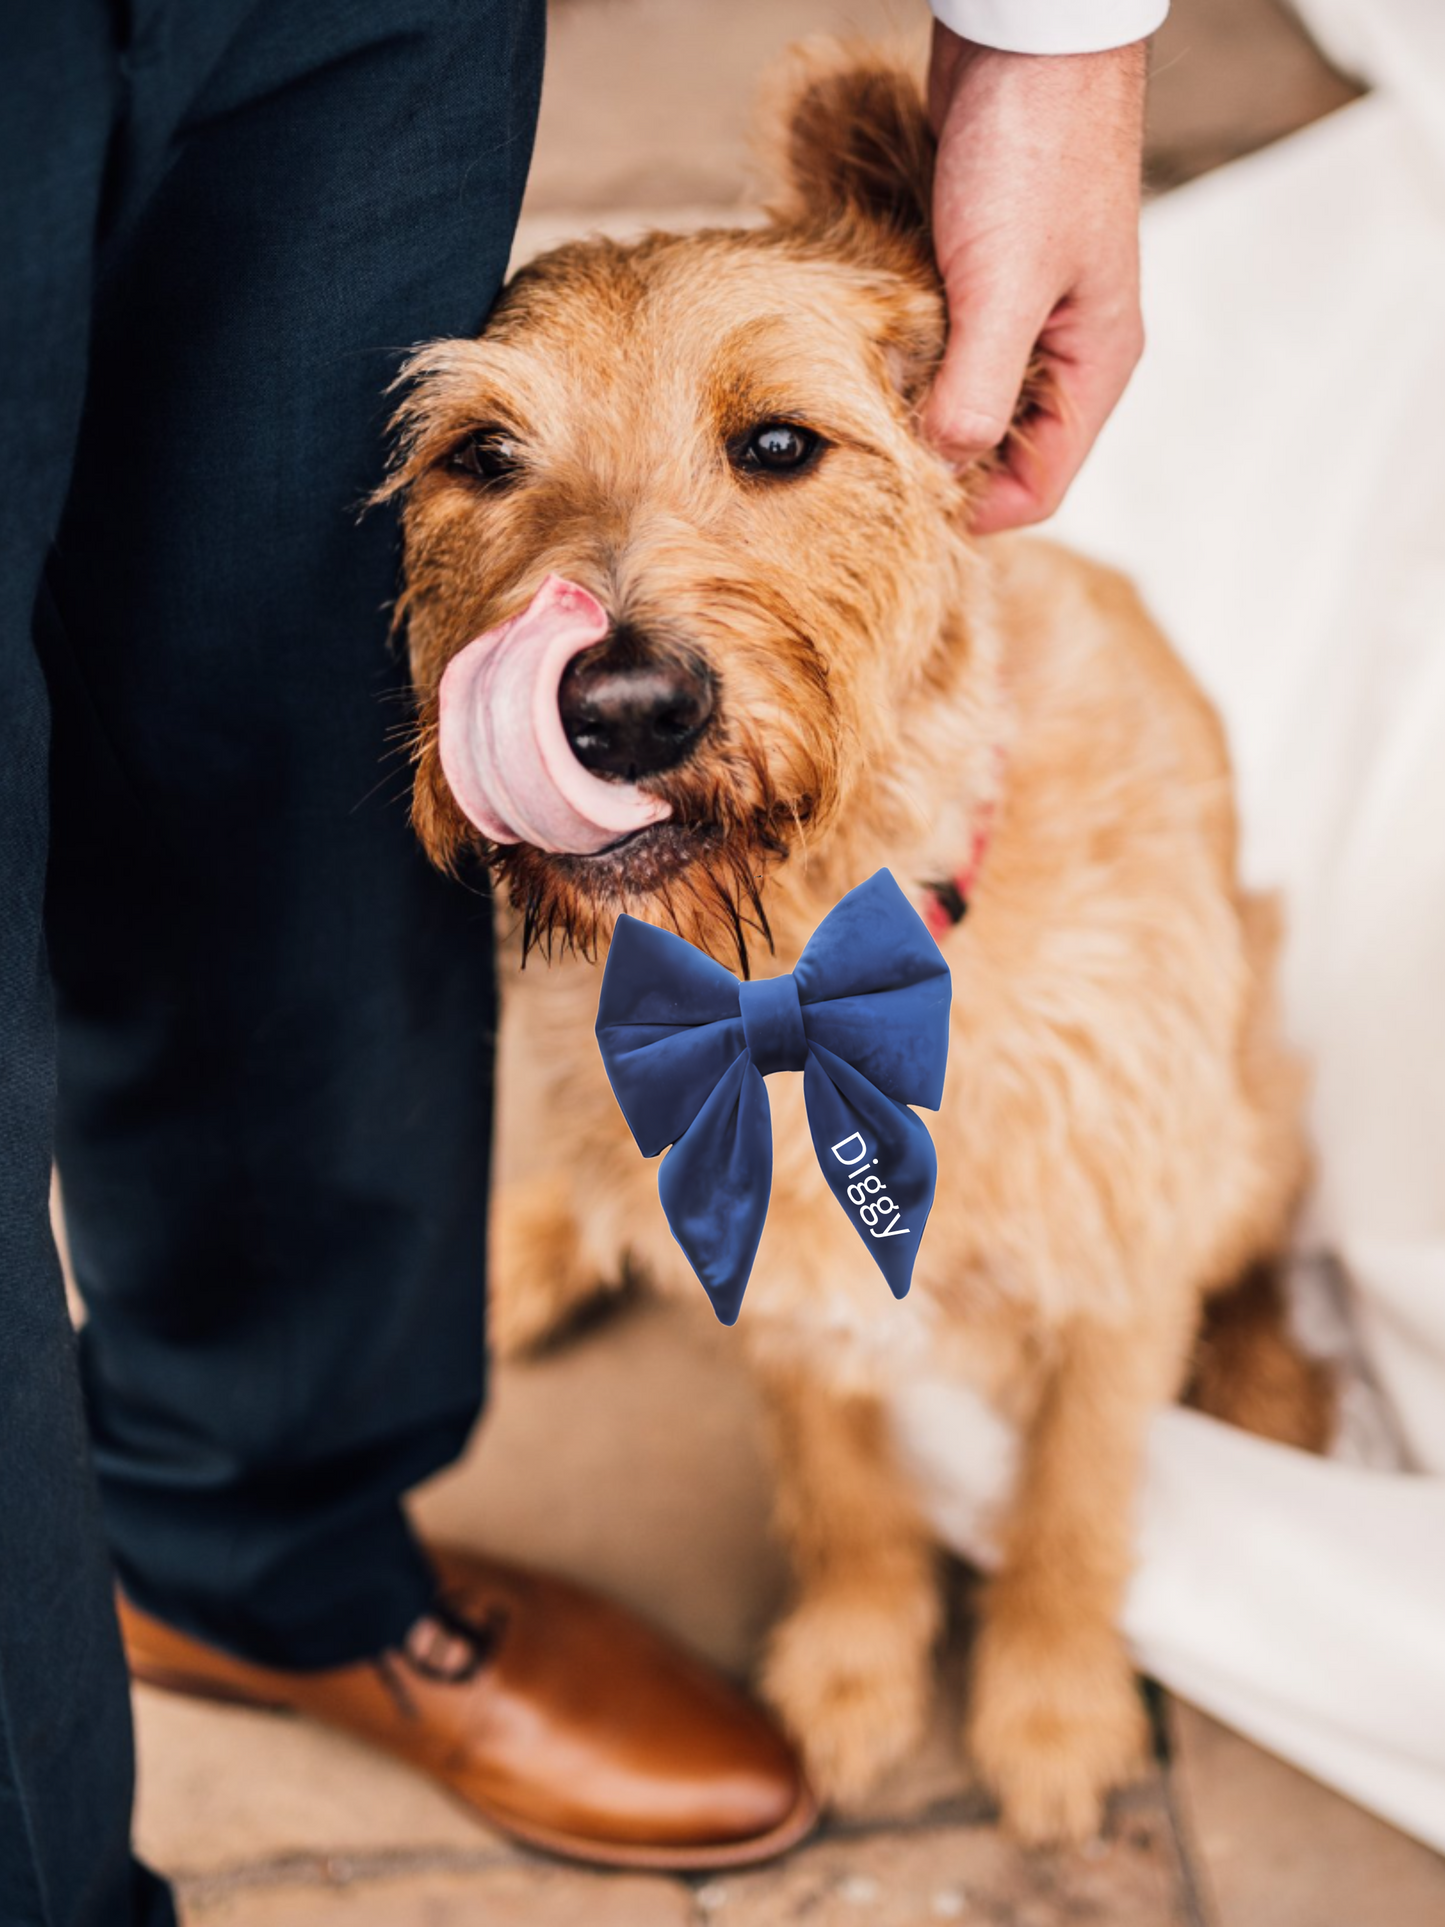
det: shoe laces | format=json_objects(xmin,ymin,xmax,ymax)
[{"xmin": 401, "ymin": 1592, "xmax": 508, "ymax": 1684}]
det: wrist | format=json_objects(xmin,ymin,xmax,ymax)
[{"xmin": 928, "ymin": 26, "xmax": 1147, "ymax": 140}]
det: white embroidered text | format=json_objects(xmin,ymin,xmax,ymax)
[{"xmin": 830, "ymin": 1132, "xmax": 911, "ymax": 1239}]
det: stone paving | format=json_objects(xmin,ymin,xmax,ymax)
[
  {"xmin": 142, "ymin": 1299, "xmax": 1445, "ymax": 1926},
  {"xmin": 134, "ymin": 2, "xmax": 1445, "ymax": 1920}
]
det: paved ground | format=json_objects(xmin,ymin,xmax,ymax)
[
  {"xmin": 144, "ymin": 1300, "xmax": 1445, "ymax": 1925},
  {"xmin": 134, "ymin": 2, "xmax": 1445, "ymax": 1921}
]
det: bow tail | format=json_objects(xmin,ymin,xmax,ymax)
[
  {"xmin": 803, "ymin": 1042, "xmax": 939, "ymax": 1300},
  {"xmin": 657, "ymin": 1053, "xmax": 774, "ymax": 1325}
]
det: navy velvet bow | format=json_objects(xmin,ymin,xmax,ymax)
[{"xmin": 594, "ymin": 869, "xmax": 951, "ymax": 1324}]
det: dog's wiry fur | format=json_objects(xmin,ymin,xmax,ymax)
[{"xmin": 389, "ymin": 44, "xmax": 1329, "ymax": 1845}]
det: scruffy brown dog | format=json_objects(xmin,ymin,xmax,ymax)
[{"xmin": 385, "ymin": 46, "xmax": 1328, "ymax": 1845}]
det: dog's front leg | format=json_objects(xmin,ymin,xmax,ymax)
[
  {"xmin": 490, "ymin": 955, "xmax": 633, "ymax": 1357},
  {"xmin": 756, "ymin": 1359, "xmax": 941, "ymax": 1808},
  {"xmin": 489, "ymin": 1169, "xmax": 624, "ymax": 1358},
  {"xmin": 966, "ymin": 1310, "xmax": 1192, "ymax": 1845}
]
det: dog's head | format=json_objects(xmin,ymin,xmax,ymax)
[{"xmin": 388, "ymin": 45, "xmax": 987, "ymax": 967}]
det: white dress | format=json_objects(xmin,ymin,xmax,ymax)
[{"xmin": 892, "ymin": 0, "xmax": 1445, "ymax": 1851}]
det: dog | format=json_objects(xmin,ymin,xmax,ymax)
[{"xmin": 384, "ymin": 43, "xmax": 1330, "ymax": 1845}]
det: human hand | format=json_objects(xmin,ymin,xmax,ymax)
[{"xmin": 923, "ymin": 26, "xmax": 1148, "ymax": 533}]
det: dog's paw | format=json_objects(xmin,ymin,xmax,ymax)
[
  {"xmin": 967, "ymin": 1620, "xmax": 1149, "ymax": 1847},
  {"xmin": 762, "ymin": 1585, "xmax": 936, "ymax": 1809},
  {"xmin": 489, "ymin": 1175, "xmax": 611, "ymax": 1360}
]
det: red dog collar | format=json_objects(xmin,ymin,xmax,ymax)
[{"xmin": 921, "ymin": 801, "xmax": 995, "ymax": 940}]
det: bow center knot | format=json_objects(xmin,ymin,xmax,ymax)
[{"xmin": 738, "ymin": 972, "xmax": 808, "ymax": 1076}]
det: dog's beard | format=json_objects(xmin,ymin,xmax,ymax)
[{"xmin": 490, "ymin": 744, "xmax": 803, "ymax": 974}]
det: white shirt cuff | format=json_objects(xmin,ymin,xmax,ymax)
[{"xmin": 928, "ymin": 0, "xmax": 1169, "ymax": 55}]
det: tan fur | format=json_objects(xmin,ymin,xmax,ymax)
[{"xmin": 389, "ymin": 42, "xmax": 1327, "ymax": 1845}]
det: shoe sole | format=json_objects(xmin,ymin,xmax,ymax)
[{"xmin": 130, "ymin": 1656, "xmax": 820, "ymax": 1873}]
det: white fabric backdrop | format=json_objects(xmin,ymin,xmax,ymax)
[{"xmin": 893, "ymin": 0, "xmax": 1445, "ymax": 1850}]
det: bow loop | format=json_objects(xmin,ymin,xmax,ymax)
[
  {"xmin": 795, "ymin": 869, "xmax": 952, "ymax": 1111},
  {"xmin": 594, "ymin": 917, "xmax": 745, "ymax": 1156},
  {"xmin": 595, "ymin": 869, "xmax": 950, "ymax": 1322}
]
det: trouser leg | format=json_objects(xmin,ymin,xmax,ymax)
[
  {"xmin": 41, "ymin": 0, "xmax": 544, "ymax": 1670},
  {"xmin": 0, "ymin": 8, "xmax": 176, "ymax": 1923}
]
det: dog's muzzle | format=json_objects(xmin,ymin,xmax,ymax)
[{"xmin": 436, "ymin": 574, "xmax": 673, "ymax": 855}]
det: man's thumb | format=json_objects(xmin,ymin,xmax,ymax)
[{"xmin": 921, "ymin": 302, "xmax": 1035, "ymax": 464}]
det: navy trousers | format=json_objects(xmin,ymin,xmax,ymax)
[{"xmin": 1, "ymin": 1, "xmax": 543, "ymax": 1918}]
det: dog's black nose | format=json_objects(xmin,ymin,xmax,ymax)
[{"xmin": 559, "ymin": 628, "xmax": 714, "ymax": 781}]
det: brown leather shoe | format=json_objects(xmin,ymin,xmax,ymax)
[{"xmin": 118, "ymin": 1546, "xmax": 816, "ymax": 1870}]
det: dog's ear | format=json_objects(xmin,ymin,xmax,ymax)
[
  {"xmin": 760, "ymin": 40, "xmax": 935, "ymax": 256},
  {"xmin": 758, "ymin": 41, "xmax": 944, "ymax": 413}
]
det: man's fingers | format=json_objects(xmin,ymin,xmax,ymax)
[
  {"xmin": 920, "ymin": 286, "xmax": 1046, "ymax": 464},
  {"xmin": 969, "ymin": 402, "xmax": 1087, "ymax": 535},
  {"xmin": 968, "ymin": 308, "xmax": 1143, "ymax": 534}
]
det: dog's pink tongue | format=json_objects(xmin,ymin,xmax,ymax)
[{"xmin": 437, "ymin": 575, "xmax": 673, "ymax": 855}]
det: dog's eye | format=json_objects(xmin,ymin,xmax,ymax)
[
  {"xmin": 446, "ymin": 428, "xmax": 523, "ymax": 488},
  {"xmin": 731, "ymin": 422, "xmax": 824, "ymax": 479}
]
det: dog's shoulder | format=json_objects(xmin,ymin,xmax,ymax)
[
  {"xmin": 983, "ymin": 532, "xmax": 1235, "ymax": 819},
  {"xmin": 985, "ymin": 533, "xmax": 1191, "ymax": 699}
]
